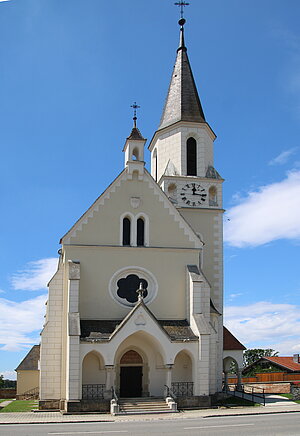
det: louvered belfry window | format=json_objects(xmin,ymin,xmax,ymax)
[{"xmin": 186, "ymin": 137, "xmax": 197, "ymax": 176}]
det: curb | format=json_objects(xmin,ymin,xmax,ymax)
[
  {"xmin": 0, "ymin": 419, "xmax": 115, "ymax": 425},
  {"xmin": 0, "ymin": 407, "xmax": 300, "ymax": 425},
  {"xmin": 202, "ymin": 409, "xmax": 300, "ymax": 418}
]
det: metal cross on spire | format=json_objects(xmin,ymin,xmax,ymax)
[
  {"xmin": 130, "ymin": 101, "xmax": 140, "ymax": 128},
  {"xmin": 174, "ymin": 1, "xmax": 190, "ymax": 19},
  {"xmin": 136, "ymin": 282, "xmax": 145, "ymax": 302}
]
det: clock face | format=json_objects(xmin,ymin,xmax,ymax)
[{"xmin": 180, "ymin": 183, "xmax": 207, "ymax": 206}]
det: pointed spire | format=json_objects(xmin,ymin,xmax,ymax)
[
  {"xmin": 127, "ymin": 102, "xmax": 145, "ymax": 140},
  {"xmin": 158, "ymin": 18, "xmax": 206, "ymax": 130},
  {"xmin": 178, "ymin": 18, "xmax": 186, "ymax": 51}
]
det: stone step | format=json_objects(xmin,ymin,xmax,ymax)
[
  {"xmin": 118, "ymin": 410, "xmax": 174, "ymax": 415},
  {"xmin": 119, "ymin": 397, "xmax": 164, "ymax": 401},
  {"xmin": 119, "ymin": 401, "xmax": 168, "ymax": 406},
  {"xmin": 120, "ymin": 404, "xmax": 169, "ymax": 410},
  {"xmin": 117, "ymin": 397, "xmax": 176, "ymax": 415}
]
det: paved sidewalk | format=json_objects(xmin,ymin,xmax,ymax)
[
  {"xmin": 0, "ymin": 400, "xmax": 13, "ymax": 409},
  {"xmin": 264, "ymin": 394, "xmax": 299, "ymax": 406},
  {"xmin": 0, "ymin": 403, "xmax": 299, "ymax": 424}
]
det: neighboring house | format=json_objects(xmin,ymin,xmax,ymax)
[
  {"xmin": 223, "ymin": 327, "xmax": 246, "ymax": 388},
  {"xmin": 37, "ymin": 15, "xmax": 242, "ymax": 413},
  {"xmin": 15, "ymin": 345, "xmax": 40, "ymax": 399},
  {"xmin": 243, "ymin": 354, "xmax": 300, "ymax": 376}
]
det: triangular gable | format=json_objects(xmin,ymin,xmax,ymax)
[
  {"xmin": 223, "ymin": 326, "xmax": 246, "ymax": 351},
  {"xmin": 61, "ymin": 167, "xmax": 202, "ymax": 248},
  {"xmin": 110, "ymin": 300, "xmax": 172, "ymax": 342},
  {"xmin": 15, "ymin": 345, "xmax": 40, "ymax": 371},
  {"xmin": 60, "ymin": 169, "xmax": 127, "ymax": 244}
]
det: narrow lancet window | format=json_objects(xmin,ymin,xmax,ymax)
[
  {"xmin": 153, "ymin": 149, "xmax": 158, "ymax": 181},
  {"xmin": 122, "ymin": 217, "xmax": 131, "ymax": 246},
  {"xmin": 137, "ymin": 218, "xmax": 145, "ymax": 246},
  {"xmin": 186, "ymin": 137, "xmax": 197, "ymax": 176}
]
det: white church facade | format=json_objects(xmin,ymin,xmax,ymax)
[{"xmin": 39, "ymin": 16, "xmax": 244, "ymax": 413}]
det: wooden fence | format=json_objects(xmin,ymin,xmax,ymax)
[{"xmin": 228, "ymin": 372, "xmax": 300, "ymax": 384}]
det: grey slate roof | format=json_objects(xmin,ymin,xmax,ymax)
[
  {"xmin": 15, "ymin": 345, "xmax": 40, "ymax": 371},
  {"xmin": 206, "ymin": 165, "xmax": 222, "ymax": 180},
  {"xmin": 157, "ymin": 320, "xmax": 198, "ymax": 341},
  {"xmin": 80, "ymin": 319, "xmax": 198, "ymax": 342},
  {"xmin": 158, "ymin": 25, "xmax": 206, "ymax": 130},
  {"xmin": 127, "ymin": 127, "xmax": 145, "ymax": 141}
]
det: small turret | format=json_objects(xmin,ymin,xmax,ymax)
[{"xmin": 123, "ymin": 102, "xmax": 147, "ymax": 179}]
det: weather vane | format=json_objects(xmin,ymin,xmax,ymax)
[
  {"xmin": 130, "ymin": 101, "xmax": 140, "ymax": 127},
  {"xmin": 174, "ymin": 1, "xmax": 190, "ymax": 19}
]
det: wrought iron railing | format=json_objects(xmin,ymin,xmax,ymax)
[
  {"xmin": 82, "ymin": 384, "xmax": 105, "ymax": 399},
  {"xmin": 164, "ymin": 384, "xmax": 176, "ymax": 400},
  {"xmin": 171, "ymin": 382, "xmax": 194, "ymax": 397},
  {"xmin": 226, "ymin": 384, "xmax": 266, "ymax": 406},
  {"xmin": 111, "ymin": 386, "xmax": 118, "ymax": 402},
  {"xmin": 23, "ymin": 386, "xmax": 39, "ymax": 400}
]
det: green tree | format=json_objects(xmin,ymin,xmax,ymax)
[
  {"xmin": 0, "ymin": 375, "xmax": 3, "ymax": 388},
  {"xmin": 243, "ymin": 348, "xmax": 278, "ymax": 367}
]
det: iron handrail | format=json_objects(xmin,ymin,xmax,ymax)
[
  {"xmin": 111, "ymin": 386, "xmax": 118, "ymax": 402},
  {"xmin": 229, "ymin": 383, "xmax": 265, "ymax": 406},
  {"xmin": 164, "ymin": 384, "xmax": 176, "ymax": 400}
]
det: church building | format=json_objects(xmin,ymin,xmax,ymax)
[{"xmin": 39, "ymin": 14, "xmax": 243, "ymax": 413}]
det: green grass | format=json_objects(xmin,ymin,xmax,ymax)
[
  {"xmin": 215, "ymin": 395, "xmax": 259, "ymax": 407},
  {"xmin": 0, "ymin": 400, "xmax": 38, "ymax": 413},
  {"xmin": 279, "ymin": 393, "xmax": 300, "ymax": 404}
]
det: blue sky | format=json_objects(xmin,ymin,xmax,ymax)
[{"xmin": 1, "ymin": 0, "xmax": 300, "ymax": 379}]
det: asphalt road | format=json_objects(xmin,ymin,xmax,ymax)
[{"xmin": 1, "ymin": 412, "xmax": 300, "ymax": 436}]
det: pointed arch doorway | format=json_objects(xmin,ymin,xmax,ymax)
[{"xmin": 120, "ymin": 350, "xmax": 143, "ymax": 397}]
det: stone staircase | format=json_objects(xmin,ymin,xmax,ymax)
[{"xmin": 117, "ymin": 397, "xmax": 176, "ymax": 415}]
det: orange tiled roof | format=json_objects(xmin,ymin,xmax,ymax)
[
  {"xmin": 223, "ymin": 326, "xmax": 246, "ymax": 350},
  {"xmin": 264, "ymin": 356, "xmax": 300, "ymax": 372}
]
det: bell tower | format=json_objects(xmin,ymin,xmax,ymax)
[{"xmin": 149, "ymin": 16, "xmax": 224, "ymax": 311}]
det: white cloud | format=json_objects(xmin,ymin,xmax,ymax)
[
  {"xmin": 224, "ymin": 301, "xmax": 300, "ymax": 355},
  {"xmin": 228, "ymin": 293, "xmax": 243, "ymax": 300},
  {"xmin": 268, "ymin": 339, "xmax": 300, "ymax": 356},
  {"xmin": 0, "ymin": 371, "xmax": 16, "ymax": 380},
  {"xmin": 0, "ymin": 294, "xmax": 47, "ymax": 351},
  {"xmin": 224, "ymin": 170, "xmax": 300, "ymax": 247},
  {"xmin": 11, "ymin": 258, "xmax": 58, "ymax": 291},
  {"xmin": 268, "ymin": 148, "xmax": 297, "ymax": 166}
]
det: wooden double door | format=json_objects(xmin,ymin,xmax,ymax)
[{"xmin": 120, "ymin": 366, "xmax": 143, "ymax": 397}]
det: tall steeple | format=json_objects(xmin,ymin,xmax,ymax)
[{"xmin": 158, "ymin": 18, "xmax": 206, "ymax": 131}]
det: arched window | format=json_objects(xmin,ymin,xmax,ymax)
[
  {"xmin": 137, "ymin": 218, "xmax": 145, "ymax": 246},
  {"xmin": 209, "ymin": 186, "xmax": 218, "ymax": 206},
  {"xmin": 122, "ymin": 217, "xmax": 131, "ymax": 246},
  {"xmin": 132, "ymin": 148, "xmax": 139, "ymax": 160},
  {"xmin": 152, "ymin": 149, "xmax": 158, "ymax": 181},
  {"xmin": 186, "ymin": 137, "xmax": 197, "ymax": 176}
]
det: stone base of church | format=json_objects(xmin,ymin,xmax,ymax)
[
  {"xmin": 210, "ymin": 391, "xmax": 230, "ymax": 405},
  {"xmin": 39, "ymin": 400, "xmax": 61, "ymax": 410},
  {"xmin": 176, "ymin": 395, "xmax": 211, "ymax": 409},
  {"xmin": 61, "ymin": 399, "xmax": 110, "ymax": 413}
]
